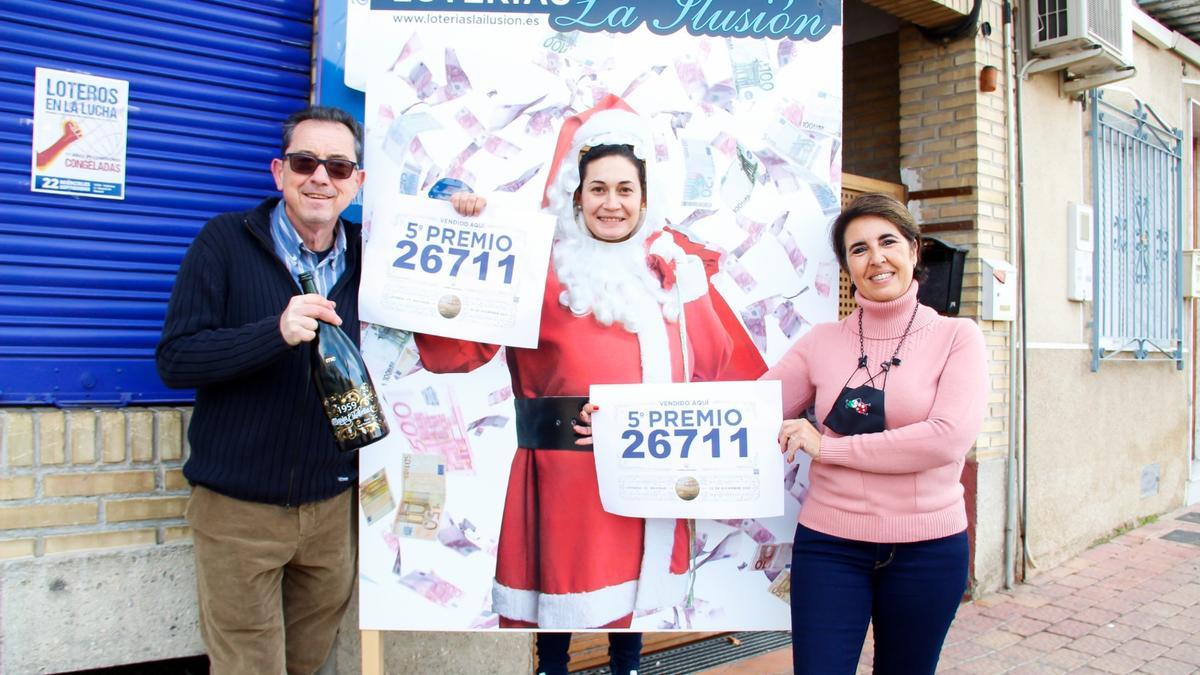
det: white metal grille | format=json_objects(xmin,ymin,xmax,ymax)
[{"xmin": 1087, "ymin": 0, "xmax": 1124, "ymax": 54}]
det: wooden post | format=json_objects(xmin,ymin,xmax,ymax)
[{"xmin": 362, "ymin": 630, "xmax": 385, "ymax": 675}]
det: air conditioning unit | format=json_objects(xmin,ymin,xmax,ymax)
[{"xmin": 1029, "ymin": 0, "xmax": 1132, "ymax": 70}]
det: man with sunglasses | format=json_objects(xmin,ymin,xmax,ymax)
[{"xmin": 157, "ymin": 106, "xmax": 366, "ymax": 675}]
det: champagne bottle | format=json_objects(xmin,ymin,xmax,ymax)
[{"xmin": 299, "ymin": 272, "xmax": 389, "ymax": 451}]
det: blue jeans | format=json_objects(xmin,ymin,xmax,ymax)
[
  {"xmin": 536, "ymin": 632, "xmax": 642, "ymax": 675},
  {"xmin": 790, "ymin": 524, "xmax": 968, "ymax": 675}
]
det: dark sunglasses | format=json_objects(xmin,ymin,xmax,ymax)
[{"xmin": 283, "ymin": 153, "xmax": 358, "ymax": 180}]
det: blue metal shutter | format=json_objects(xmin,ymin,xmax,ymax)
[{"xmin": 0, "ymin": 0, "xmax": 313, "ymax": 405}]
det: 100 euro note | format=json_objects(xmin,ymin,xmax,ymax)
[
  {"xmin": 398, "ymin": 569, "xmax": 463, "ymax": 608},
  {"xmin": 390, "ymin": 385, "xmax": 474, "ymax": 471},
  {"xmin": 726, "ymin": 37, "xmax": 776, "ymax": 102},
  {"xmin": 681, "ymin": 138, "xmax": 716, "ymax": 209},
  {"xmin": 393, "ymin": 453, "xmax": 446, "ymax": 540}
]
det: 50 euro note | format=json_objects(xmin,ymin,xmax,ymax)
[
  {"xmin": 768, "ymin": 570, "xmax": 791, "ymax": 604},
  {"xmin": 359, "ymin": 468, "xmax": 396, "ymax": 526},
  {"xmin": 393, "ymin": 453, "xmax": 446, "ymax": 540}
]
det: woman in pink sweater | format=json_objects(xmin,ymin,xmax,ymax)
[{"xmin": 766, "ymin": 194, "xmax": 987, "ymax": 674}]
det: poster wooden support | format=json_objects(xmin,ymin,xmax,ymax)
[{"xmin": 362, "ymin": 630, "xmax": 384, "ymax": 675}]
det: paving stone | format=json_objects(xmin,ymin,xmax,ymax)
[
  {"xmin": 1025, "ymin": 604, "xmax": 1073, "ymax": 624},
  {"xmin": 1140, "ymin": 625, "xmax": 1191, "ymax": 647},
  {"xmin": 1181, "ymin": 604, "xmax": 1200, "ymax": 619},
  {"xmin": 1038, "ymin": 648, "xmax": 1092, "ymax": 670},
  {"xmin": 1067, "ymin": 666, "xmax": 1109, "ymax": 674},
  {"xmin": 1159, "ymin": 584, "xmax": 1200, "ymax": 608},
  {"xmin": 1138, "ymin": 657, "xmax": 1198, "ymax": 675},
  {"xmin": 1092, "ymin": 596, "xmax": 1140, "ymax": 613},
  {"xmin": 1074, "ymin": 584, "xmax": 1117, "ymax": 601},
  {"xmin": 1088, "ymin": 622, "xmax": 1143, "ymax": 643},
  {"xmin": 1099, "ymin": 574, "xmax": 1140, "ymax": 591},
  {"xmin": 1139, "ymin": 600, "xmax": 1185, "ymax": 619},
  {"xmin": 1051, "ymin": 594, "xmax": 1099, "ymax": 611},
  {"xmin": 1162, "ymin": 641, "xmax": 1200, "ymax": 663},
  {"xmin": 992, "ymin": 644, "xmax": 1044, "ymax": 668},
  {"xmin": 955, "ymin": 656, "xmax": 1015, "ymax": 674},
  {"xmin": 1077, "ymin": 564, "xmax": 1120, "ymax": 580},
  {"xmin": 1115, "ymin": 588, "xmax": 1160, "ymax": 605},
  {"xmin": 1158, "ymin": 613, "xmax": 1200, "ymax": 634},
  {"xmin": 1113, "ymin": 638, "xmax": 1169, "ymax": 660},
  {"xmin": 1085, "ymin": 651, "xmax": 1145, "ymax": 674},
  {"xmin": 1035, "ymin": 583, "xmax": 1077, "ymax": 599},
  {"xmin": 1068, "ymin": 634, "xmax": 1119, "ymax": 656},
  {"xmin": 1018, "ymin": 632, "xmax": 1072, "ymax": 653},
  {"xmin": 1156, "ymin": 571, "xmax": 1200, "ymax": 585},
  {"xmin": 938, "ymin": 639, "xmax": 994, "ymax": 665},
  {"xmin": 971, "ymin": 629, "xmax": 1022, "ymax": 650},
  {"xmin": 1001, "ymin": 617, "xmax": 1052, "ymax": 637},
  {"xmin": 1006, "ymin": 664, "xmax": 1067, "ymax": 674},
  {"xmin": 1058, "ymin": 574, "xmax": 1097, "ymax": 589},
  {"xmin": 1080, "ymin": 544, "xmax": 1121, "ymax": 561},
  {"xmin": 1008, "ymin": 591, "xmax": 1052, "ymax": 609},
  {"xmin": 1139, "ymin": 578, "xmax": 1183, "ymax": 594},
  {"xmin": 1072, "ymin": 607, "xmax": 1120, "ymax": 626},
  {"xmin": 1113, "ymin": 610, "xmax": 1163, "ymax": 629},
  {"xmin": 951, "ymin": 612, "xmax": 1006, "ymax": 635},
  {"xmin": 1046, "ymin": 619, "xmax": 1096, "ymax": 639},
  {"xmin": 980, "ymin": 600, "xmax": 1027, "ymax": 620},
  {"xmin": 972, "ymin": 594, "xmax": 1011, "ymax": 607}
]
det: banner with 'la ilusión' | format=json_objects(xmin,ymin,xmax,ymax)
[{"xmin": 350, "ymin": 0, "xmax": 843, "ymax": 631}]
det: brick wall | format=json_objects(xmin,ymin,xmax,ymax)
[
  {"xmin": 0, "ymin": 406, "xmax": 192, "ymax": 559},
  {"xmin": 897, "ymin": 3, "xmax": 1011, "ymax": 461},
  {"xmin": 896, "ymin": 0, "xmax": 1012, "ymax": 592},
  {"xmin": 843, "ymin": 32, "xmax": 901, "ymax": 183}
]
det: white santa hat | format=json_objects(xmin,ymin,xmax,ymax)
[
  {"xmin": 541, "ymin": 93, "xmax": 667, "ymax": 247},
  {"xmin": 539, "ymin": 95, "xmax": 708, "ymax": 366}
]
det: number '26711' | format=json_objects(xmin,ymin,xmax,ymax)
[
  {"xmin": 621, "ymin": 428, "xmax": 748, "ymax": 459},
  {"xmin": 393, "ymin": 241, "xmax": 514, "ymax": 283}
]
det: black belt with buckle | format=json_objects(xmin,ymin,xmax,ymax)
[{"xmin": 514, "ymin": 396, "xmax": 590, "ymax": 451}]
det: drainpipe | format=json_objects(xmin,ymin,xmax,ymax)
[{"xmin": 1002, "ymin": 0, "xmax": 1024, "ymax": 590}]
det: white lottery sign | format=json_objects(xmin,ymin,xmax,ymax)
[
  {"xmin": 590, "ymin": 380, "xmax": 784, "ymax": 519},
  {"xmin": 31, "ymin": 67, "xmax": 129, "ymax": 199},
  {"xmin": 360, "ymin": 195, "xmax": 554, "ymax": 348}
]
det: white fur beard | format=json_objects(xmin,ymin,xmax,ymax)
[{"xmin": 553, "ymin": 216, "xmax": 682, "ymax": 334}]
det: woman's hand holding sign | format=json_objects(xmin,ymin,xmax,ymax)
[
  {"xmin": 574, "ymin": 402, "xmax": 598, "ymax": 446},
  {"xmin": 449, "ymin": 190, "xmax": 486, "ymax": 216},
  {"xmin": 778, "ymin": 418, "xmax": 821, "ymax": 463}
]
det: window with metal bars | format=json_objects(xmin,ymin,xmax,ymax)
[{"xmin": 1089, "ymin": 89, "xmax": 1184, "ymax": 370}]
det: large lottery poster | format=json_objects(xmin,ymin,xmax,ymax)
[{"xmin": 349, "ymin": 0, "xmax": 843, "ymax": 631}]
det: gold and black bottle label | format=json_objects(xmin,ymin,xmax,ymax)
[{"xmin": 323, "ymin": 384, "xmax": 386, "ymax": 441}]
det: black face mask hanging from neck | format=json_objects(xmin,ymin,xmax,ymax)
[{"xmin": 822, "ymin": 302, "xmax": 920, "ymax": 437}]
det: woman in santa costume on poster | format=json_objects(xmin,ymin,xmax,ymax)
[{"xmin": 417, "ymin": 95, "xmax": 763, "ymax": 673}]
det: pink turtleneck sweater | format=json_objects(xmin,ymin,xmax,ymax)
[{"xmin": 763, "ymin": 282, "xmax": 987, "ymax": 543}]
